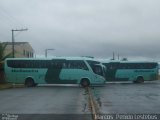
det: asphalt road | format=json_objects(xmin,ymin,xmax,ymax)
[
  {"xmin": 0, "ymin": 86, "xmax": 92, "ymax": 120},
  {"xmin": 0, "ymin": 81, "xmax": 160, "ymax": 120},
  {"xmin": 92, "ymin": 80, "xmax": 160, "ymax": 114}
]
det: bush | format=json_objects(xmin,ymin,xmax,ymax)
[{"xmin": 0, "ymin": 62, "xmax": 5, "ymax": 83}]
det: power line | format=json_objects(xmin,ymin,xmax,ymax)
[{"xmin": 0, "ymin": 5, "xmax": 25, "ymax": 28}]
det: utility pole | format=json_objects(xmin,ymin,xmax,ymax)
[
  {"xmin": 45, "ymin": 49, "xmax": 55, "ymax": 58},
  {"xmin": 113, "ymin": 52, "xmax": 115, "ymax": 60},
  {"xmin": 118, "ymin": 53, "xmax": 119, "ymax": 60},
  {"xmin": 11, "ymin": 28, "xmax": 28, "ymax": 58}
]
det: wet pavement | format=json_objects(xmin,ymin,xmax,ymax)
[
  {"xmin": 0, "ymin": 86, "xmax": 92, "ymax": 120},
  {"xmin": 91, "ymin": 80, "xmax": 160, "ymax": 114},
  {"xmin": 0, "ymin": 81, "xmax": 160, "ymax": 120}
]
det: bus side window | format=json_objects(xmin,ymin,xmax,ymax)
[
  {"xmin": 66, "ymin": 60, "xmax": 88, "ymax": 70},
  {"xmin": 46, "ymin": 61, "xmax": 50, "ymax": 68},
  {"xmin": 18, "ymin": 61, "xmax": 23, "ymax": 68},
  {"xmin": 77, "ymin": 61, "xmax": 88, "ymax": 70},
  {"xmin": 8, "ymin": 60, "xmax": 14, "ymax": 68}
]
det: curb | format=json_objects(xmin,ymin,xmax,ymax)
[{"xmin": 88, "ymin": 87, "xmax": 99, "ymax": 120}]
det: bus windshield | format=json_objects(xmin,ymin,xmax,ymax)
[
  {"xmin": 91, "ymin": 64, "xmax": 104, "ymax": 76},
  {"xmin": 86, "ymin": 60, "xmax": 105, "ymax": 77}
]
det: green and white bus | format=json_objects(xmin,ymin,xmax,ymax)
[
  {"xmin": 101, "ymin": 60, "xmax": 159, "ymax": 83},
  {"xmin": 5, "ymin": 57, "xmax": 106, "ymax": 87}
]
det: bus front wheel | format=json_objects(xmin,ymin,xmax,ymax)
[
  {"xmin": 80, "ymin": 79, "xmax": 90, "ymax": 87},
  {"xmin": 25, "ymin": 78, "xmax": 35, "ymax": 87}
]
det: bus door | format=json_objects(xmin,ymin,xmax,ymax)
[
  {"xmin": 45, "ymin": 59, "xmax": 65, "ymax": 84},
  {"xmin": 106, "ymin": 62, "xmax": 119, "ymax": 81}
]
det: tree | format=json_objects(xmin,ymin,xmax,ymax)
[{"xmin": 0, "ymin": 42, "xmax": 12, "ymax": 62}]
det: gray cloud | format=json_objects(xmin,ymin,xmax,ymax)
[{"xmin": 0, "ymin": 0, "xmax": 160, "ymax": 60}]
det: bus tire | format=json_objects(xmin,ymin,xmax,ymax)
[
  {"xmin": 136, "ymin": 76, "xmax": 144, "ymax": 83},
  {"xmin": 25, "ymin": 78, "xmax": 35, "ymax": 87},
  {"xmin": 80, "ymin": 79, "xmax": 90, "ymax": 87}
]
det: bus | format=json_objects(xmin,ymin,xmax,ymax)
[
  {"xmin": 4, "ymin": 57, "xmax": 106, "ymax": 87},
  {"xmin": 101, "ymin": 60, "xmax": 159, "ymax": 83}
]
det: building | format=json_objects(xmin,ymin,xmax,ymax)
[{"xmin": 3, "ymin": 42, "xmax": 34, "ymax": 58}]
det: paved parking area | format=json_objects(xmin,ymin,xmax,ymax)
[
  {"xmin": 0, "ymin": 81, "xmax": 160, "ymax": 120},
  {"xmin": 92, "ymin": 80, "xmax": 160, "ymax": 114},
  {"xmin": 0, "ymin": 86, "xmax": 91, "ymax": 120}
]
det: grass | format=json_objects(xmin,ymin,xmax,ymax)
[
  {"xmin": 0, "ymin": 83, "xmax": 12, "ymax": 89},
  {"xmin": 0, "ymin": 83, "xmax": 24, "ymax": 90}
]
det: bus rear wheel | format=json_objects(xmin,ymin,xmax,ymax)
[
  {"xmin": 25, "ymin": 78, "xmax": 35, "ymax": 87},
  {"xmin": 135, "ymin": 76, "xmax": 144, "ymax": 83},
  {"xmin": 80, "ymin": 79, "xmax": 90, "ymax": 87}
]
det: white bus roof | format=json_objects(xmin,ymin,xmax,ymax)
[
  {"xmin": 100, "ymin": 60, "xmax": 157, "ymax": 63},
  {"xmin": 5, "ymin": 56, "xmax": 96, "ymax": 61}
]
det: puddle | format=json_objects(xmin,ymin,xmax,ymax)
[
  {"xmin": 81, "ymin": 88, "xmax": 90, "ymax": 113},
  {"xmin": 91, "ymin": 87, "xmax": 102, "ymax": 108}
]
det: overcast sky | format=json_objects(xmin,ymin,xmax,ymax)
[{"xmin": 0, "ymin": 0, "xmax": 160, "ymax": 60}]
